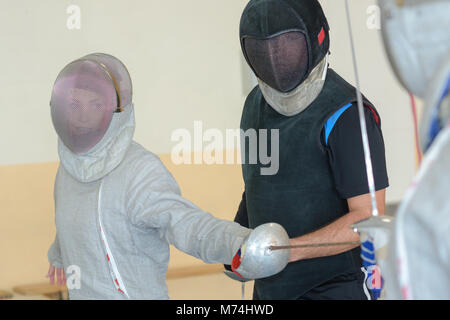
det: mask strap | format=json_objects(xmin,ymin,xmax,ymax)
[{"xmin": 96, "ymin": 62, "xmax": 123, "ymax": 113}]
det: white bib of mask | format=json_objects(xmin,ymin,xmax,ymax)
[
  {"xmin": 258, "ymin": 54, "xmax": 329, "ymax": 117},
  {"xmin": 58, "ymin": 103, "xmax": 135, "ymax": 183}
]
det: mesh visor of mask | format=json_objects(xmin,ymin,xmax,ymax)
[
  {"xmin": 244, "ymin": 31, "xmax": 309, "ymax": 93},
  {"xmin": 50, "ymin": 59, "xmax": 122, "ymax": 155}
]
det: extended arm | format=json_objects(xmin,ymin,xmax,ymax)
[{"xmin": 127, "ymin": 154, "xmax": 251, "ymax": 265}]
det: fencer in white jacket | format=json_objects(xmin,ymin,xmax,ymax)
[{"xmin": 47, "ymin": 53, "xmax": 290, "ymax": 300}]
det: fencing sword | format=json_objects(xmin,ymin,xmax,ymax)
[
  {"xmin": 224, "ymin": 240, "xmax": 361, "ymax": 299},
  {"xmin": 223, "ymin": 270, "xmax": 248, "ymax": 300},
  {"xmin": 344, "ymin": 0, "xmax": 380, "ymax": 219},
  {"xmin": 224, "ymin": 240, "xmax": 362, "ymax": 299},
  {"xmin": 342, "ymin": 0, "xmax": 399, "ymax": 242}
]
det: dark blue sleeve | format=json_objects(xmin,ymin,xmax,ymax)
[
  {"xmin": 234, "ymin": 192, "xmax": 249, "ymax": 228},
  {"xmin": 323, "ymin": 104, "xmax": 389, "ymax": 199}
]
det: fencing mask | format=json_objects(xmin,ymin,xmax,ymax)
[
  {"xmin": 50, "ymin": 53, "xmax": 132, "ymax": 155},
  {"xmin": 240, "ymin": 0, "xmax": 330, "ymax": 116}
]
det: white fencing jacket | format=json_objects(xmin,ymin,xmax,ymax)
[{"xmin": 48, "ymin": 104, "xmax": 251, "ymax": 299}]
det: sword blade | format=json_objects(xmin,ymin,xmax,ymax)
[
  {"xmin": 269, "ymin": 241, "xmax": 361, "ymax": 251},
  {"xmin": 344, "ymin": 0, "xmax": 379, "ymax": 217}
]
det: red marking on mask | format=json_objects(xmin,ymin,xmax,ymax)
[{"xmin": 318, "ymin": 27, "xmax": 325, "ymax": 46}]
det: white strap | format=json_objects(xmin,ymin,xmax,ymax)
[
  {"xmin": 321, "ymin": 53, "xmax": 329, "ymax": 81},
  {"xmin": 98, "ymin": 181, "xmax": 130, "ymax": 298}
]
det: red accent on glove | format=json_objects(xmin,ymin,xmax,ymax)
[{"xmin": 231, "ymin": 250, "xmax": 243, "ymax": 278}]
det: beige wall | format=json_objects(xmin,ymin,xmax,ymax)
[
  {"xmin": 0, "ymin": 163, "xmax": 57, "ymax": 290},
  {"xmin": 0, "ymin": 0, "xmax": 419, "ymax": 202},
  {"xmin": 0, "ymin": 0, "xmax": 250, "ymax": 164}
]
